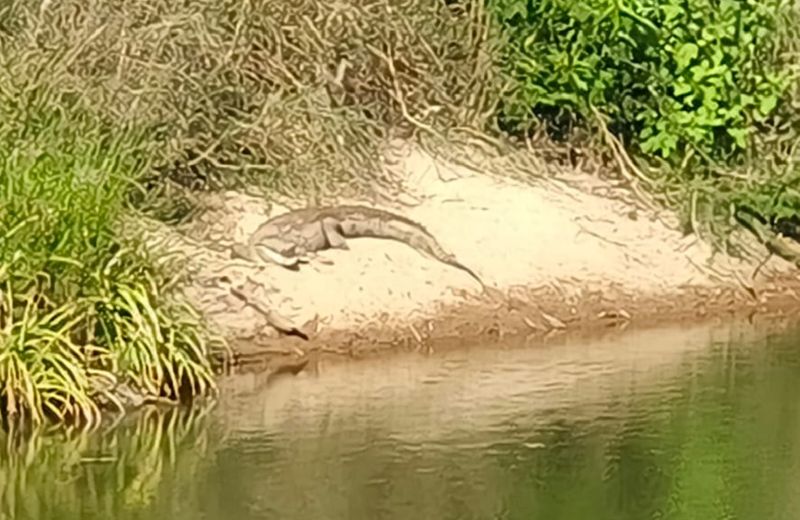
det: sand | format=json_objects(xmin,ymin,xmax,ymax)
[{"xmin": 140, "ymin": 139, "xmax": 800, "ymax": 366}]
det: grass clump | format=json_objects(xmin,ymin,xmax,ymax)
[
  {"xmin": 489, "ymin": 0, "xmax": 800, "ymax": 242},
  {"xmin": 0, "ymin": 70, "xmax": 219, "ymax": 428}
]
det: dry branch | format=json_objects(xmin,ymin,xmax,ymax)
[{"xmin": 1, "ymin": 0, "xmax": 504, "ymax": 203}]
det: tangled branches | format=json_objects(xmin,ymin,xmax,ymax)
[{"xmin": 1, "ymin": 0, "xmax": 504, "ymax": 201}]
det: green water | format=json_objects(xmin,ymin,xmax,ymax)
[{"xmin": 3, "ymin": 321, "xmax": 800, "ymax": 520}]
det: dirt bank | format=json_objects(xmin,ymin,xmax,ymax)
[{"xmin": 140, "ymin": 140, "xmax": 800, "ymax": 371}]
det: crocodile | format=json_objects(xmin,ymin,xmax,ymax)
[{"xmin": 230, "ymin": 204, "xmax": 489, "ymax": 291}]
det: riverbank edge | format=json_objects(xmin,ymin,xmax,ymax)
[{"xmin": 224, "ymin": 270, "xmax": 800, "ymax": 375}]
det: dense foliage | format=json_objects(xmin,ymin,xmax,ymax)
[
  {"xmin": 491, "ymin": 0, "xmax": 797, "ymax": 164},
  {"xmin": 490, "ymin": 0, "xmax": 800, "ymax": 240}
]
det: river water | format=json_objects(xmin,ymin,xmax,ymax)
[{"xmin": 3, "ymin": 320, "xmax": 800, "ymax": 520}]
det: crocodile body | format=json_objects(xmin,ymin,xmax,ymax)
[{"xmin": 231, "ymin": 205, "xmax": 487, "ymax": 289}]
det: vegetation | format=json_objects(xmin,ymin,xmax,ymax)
[
  {"xmin": 2, "ymin": 0, "xmax": 799, "ymax": 429},
  {"xmin": 1, "ymin": 0, "xmax": 503, "ymax": 205},
  {"xmin": 489, "ymin": 0, "xmax": 800, "ymax": 243},
  {"xmin": 0, "ymin": 25, "xmax": 221, "ymax": 427}
]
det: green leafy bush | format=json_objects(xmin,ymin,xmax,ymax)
[
  {"xmin": 491, "ymin": 0, "xmax": 797, "ymax": 164},
  {"xmin": 0, "ymin": 73, "xmax": 219, "ymax": 427}
]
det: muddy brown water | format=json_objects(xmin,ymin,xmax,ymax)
[{"xmin": 3, "ymin": 319, "xmax": 800, "ymax": 519}]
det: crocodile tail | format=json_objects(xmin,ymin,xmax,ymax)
[
  {"xmin": 377, "ymin": 218, "xmax": 487, "ymax": 288},
  {"xmin": 373, "ymin": 218, "xmax": 455, "ymax": 260}
]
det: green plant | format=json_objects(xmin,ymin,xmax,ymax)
[
  {"xmin": 0, "ymin": 65, "xmax": 220, "ymax": 428},
  {"xmin": 89, "ymin": 247, "xmax": 218, "ymax": 406},
  {"xmin": 491, "ymin": 0, "xmax": 797, "ymax": 165},
  {"xmin": 0, "ymin": 248, "xmax": 220, "ymax": 427}
]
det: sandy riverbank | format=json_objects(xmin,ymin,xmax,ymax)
[{"xmin": 139, "ymin": 140, "xmax": 800, "ymax": 372}]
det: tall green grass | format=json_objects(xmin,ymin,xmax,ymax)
[{"xmin": 0, "ymin": 68, "xmax": 219, "ymax": 428}]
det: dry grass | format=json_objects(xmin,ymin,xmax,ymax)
[{"xmin": 2, "ymin": 0, "xmax": 508, "ymax": 209}]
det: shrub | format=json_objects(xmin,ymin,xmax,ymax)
[
  {"xmin": 491, "ymin": 0, "xmax": 798, "ymax": 165},
  {"xmin": 0, "ymin": 69, "xmax": 219, "ymax": 427}
]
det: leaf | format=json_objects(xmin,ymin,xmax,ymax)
[
  {"xmin": 673, "ymin": 81, "xmax": 693, "ymax": 96},
  {"xmin": 571, "ymin": 73, "xmax": 588, "ymax": 92},
  {"xmin": 675, "ymin": 43, "xmax": 699, "ymax": 72},
  {"xmin": 500, "ymin": 1, "xmax": 528, "ymax": 21},
  {"xmin": 727, "ymin": 127, "xmax": 749, "ymax": 149},
  {"xmin": 662, "ymin": 4, "xmax": 683, "ymax": 22},
  {"xmin": 758, "ymin": 94, "xmax": 778, "ymax": 116}
]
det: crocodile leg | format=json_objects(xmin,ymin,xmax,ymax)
[
  {"xmin": 253, "ymin": 243, "xmax": 302, "ymax": 268},
  {"xmin": 321, "ymin": 217, "xmax": 350, "ymax": 250}
]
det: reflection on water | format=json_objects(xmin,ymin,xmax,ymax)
[
  {"xmin": 3, "ymin": 320, "xmax": 800, "ymax": 520},
  {"xmin": 0, "ymin": 404, "xmax": 216, "ymax": 520}
]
